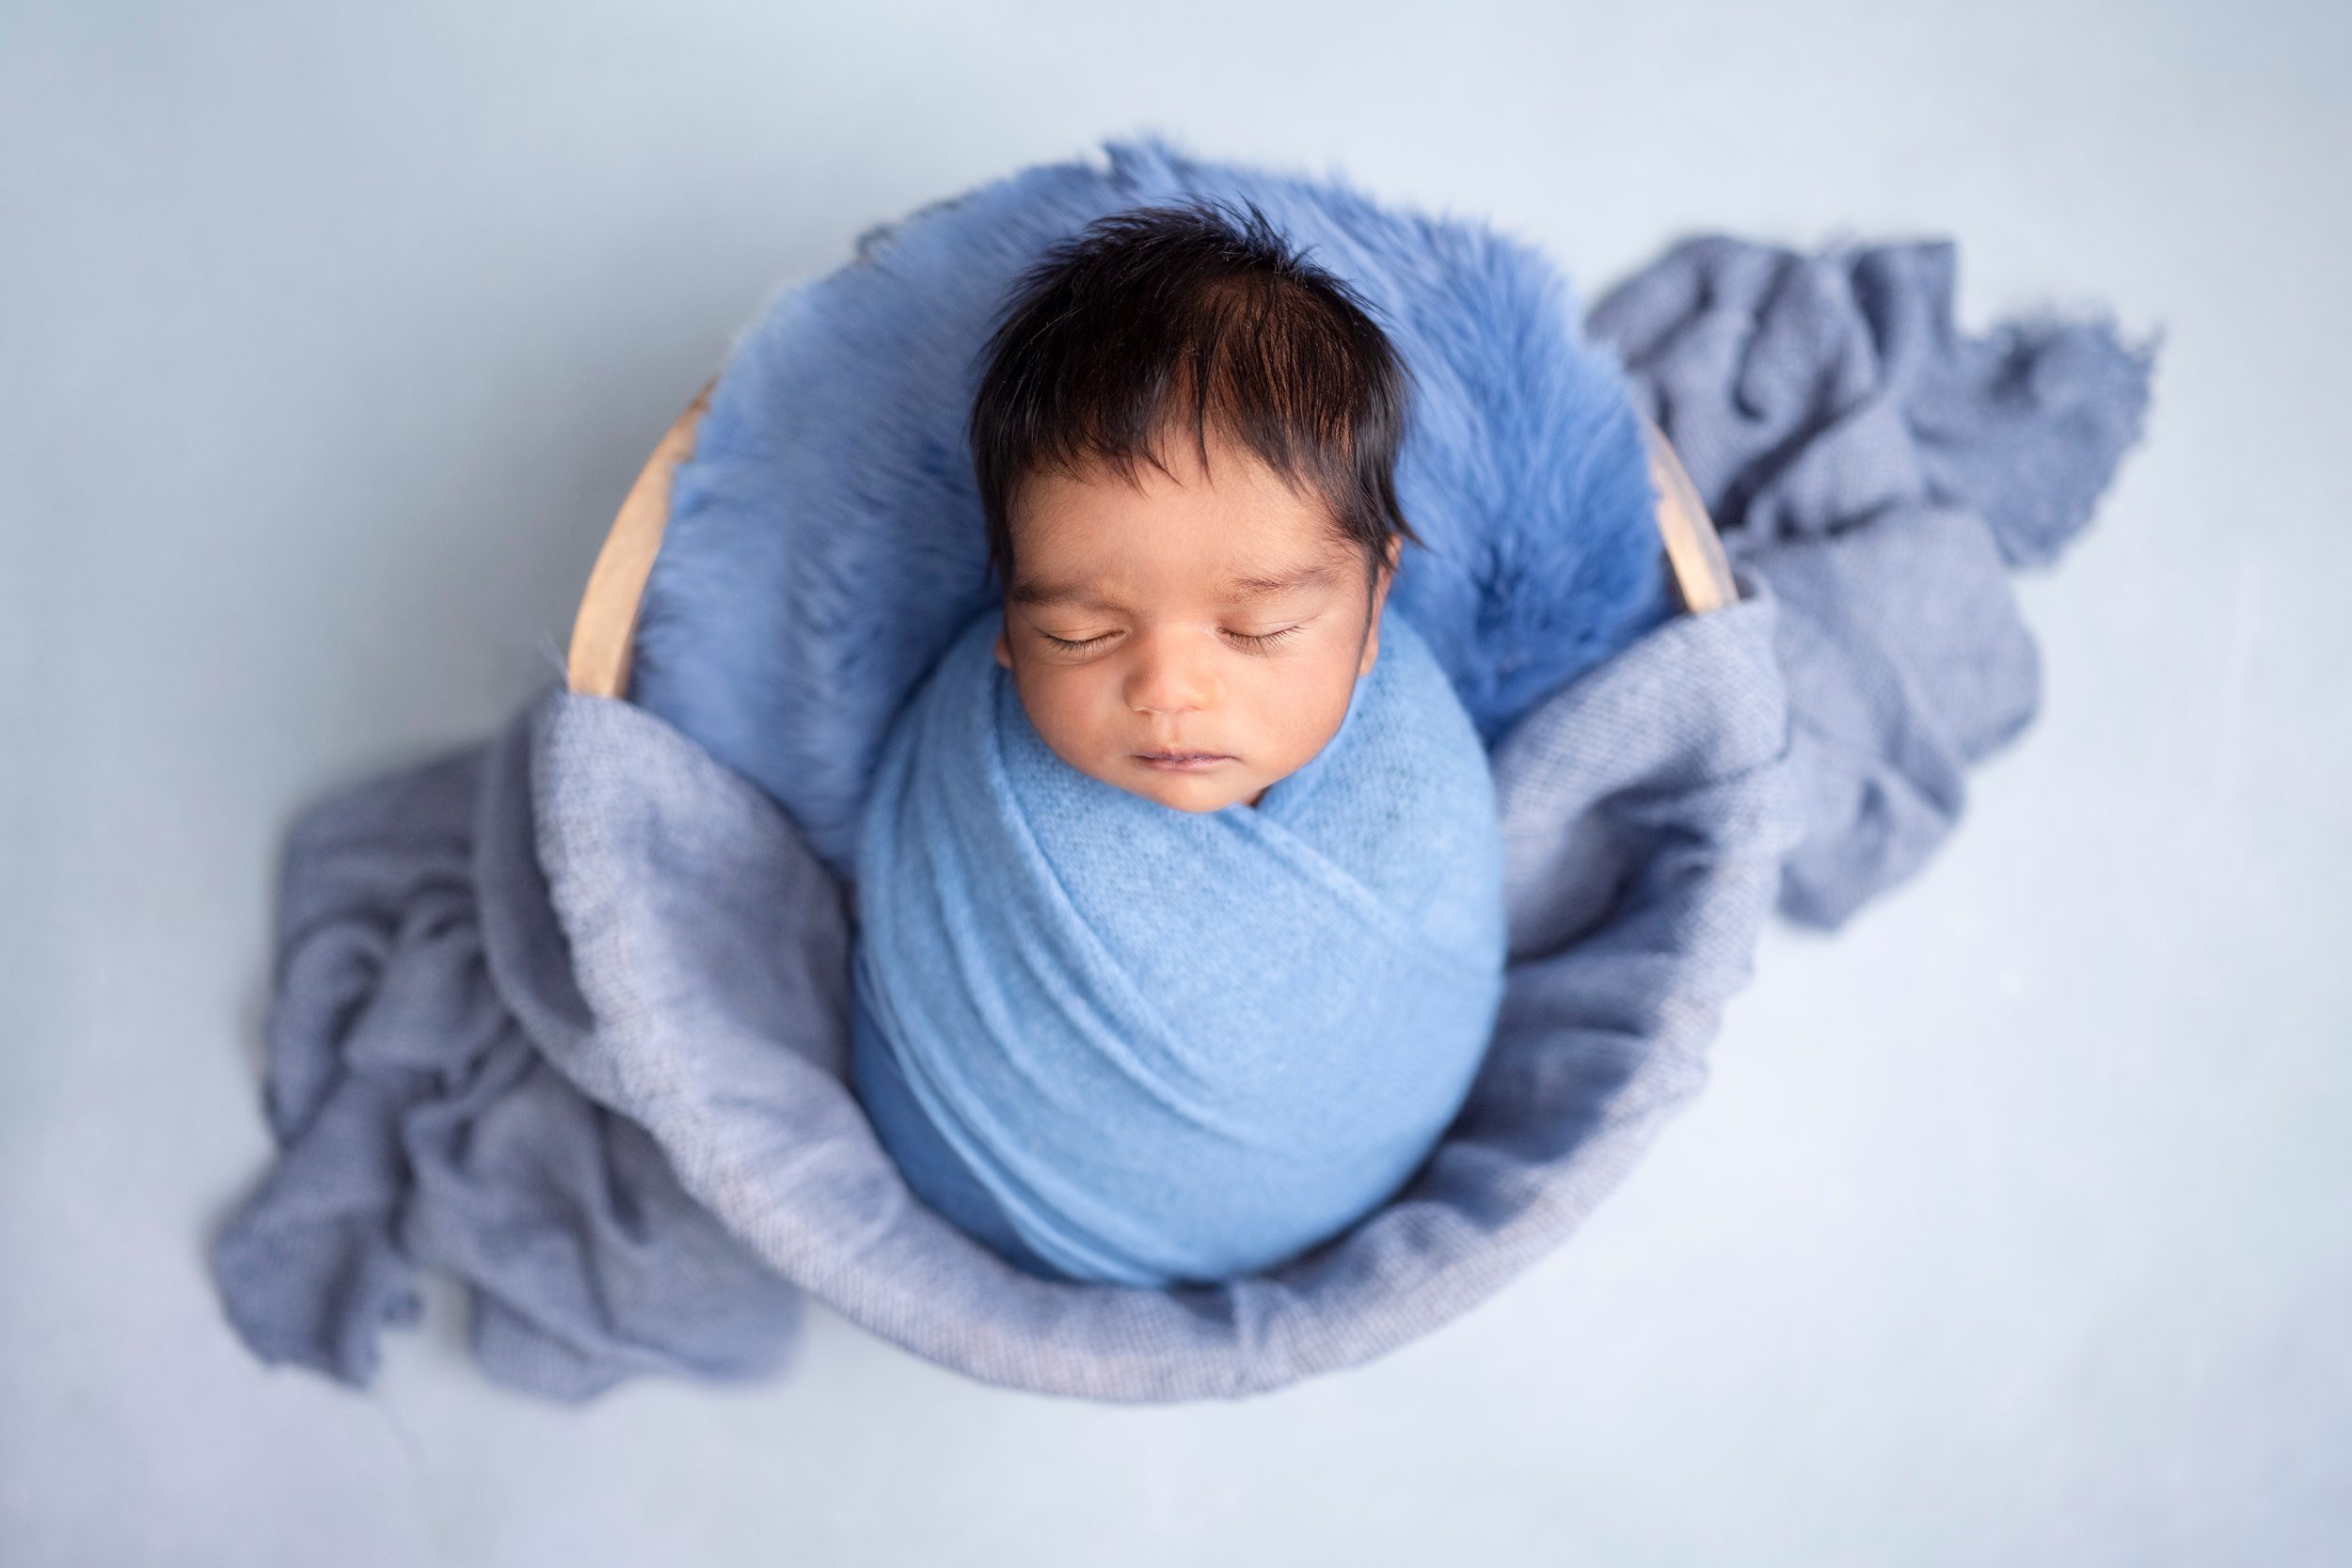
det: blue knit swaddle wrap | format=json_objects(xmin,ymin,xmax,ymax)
[{"xmin": 850, "ymin": 605, "xmax": 1508, "ymax": 1287}]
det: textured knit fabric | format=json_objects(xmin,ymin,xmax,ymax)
[
  {"xmin": 850, "ymin": 607, "xmax": 1506, "ymax": 1288},
  {"xmin": 850, "ymin": 1014, "xmax": 1061, "ymax": 1280}
]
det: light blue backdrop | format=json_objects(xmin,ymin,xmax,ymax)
[{"xmin": 3, "ymin": 2, "xmax": 2345, "ymax": 1563}]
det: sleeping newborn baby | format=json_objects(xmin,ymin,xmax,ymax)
[{"xmin": 849, "ymin": 198, "xmax": 1507, "ymax": 1287}]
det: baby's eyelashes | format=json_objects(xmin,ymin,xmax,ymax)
[{"xmin": 1032, "ymin": 625, "xmax": 1309, "ymax": 657}]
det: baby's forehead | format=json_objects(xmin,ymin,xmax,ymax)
[
  {"xmin": 1005, "ymin": 435, "xmax": 1365, "ymax": 609},
  {"xmin": 1008, "ymin": 552, "xmax": 1348, "ymax": 612},
  {"xmin": 1011, "ymin": 481, "xmax": 1352, "ymax": 573}
]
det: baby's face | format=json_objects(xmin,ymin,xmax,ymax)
[{"xmin": 994, "ymin": 427, "xmax": 1396, "ymax": 814}]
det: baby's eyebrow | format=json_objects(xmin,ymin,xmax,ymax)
[
  {"xmin": 1218, "ymin": 562, "xmax": 1339, "ymax": 601},
  {"xmin": 1009, "ymin": 562, "xmax": 1337, "ymax": 610},
  {"xmin": 1007, "ymin": 578, "xmax": 1112, "ymax": 610}
]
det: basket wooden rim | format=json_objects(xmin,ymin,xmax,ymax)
[{"xmin": 564, "ymin": 388, "xmax": 1738, "ymax": 700}]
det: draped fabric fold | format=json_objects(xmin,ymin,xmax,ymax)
[
  {"xmin": 1587, "ymin": 234, "xmax": 2157, "ymax": 927},
  {"xmin": 850, "ymin": 609, "xmax": 1508, "ymax": 1287},
  {"xmin": 209, "ymin": 712, "xmax": 805, "ymax": 1402}
]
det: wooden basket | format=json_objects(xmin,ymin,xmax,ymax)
[{"xmin": 565, "ymin": 381, "xmax": 1737, "ymax": 700}]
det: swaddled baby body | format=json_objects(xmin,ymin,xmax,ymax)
[{"xmin": 848, "ymin": 198, "xmax": 1509, "ymax": 1286}]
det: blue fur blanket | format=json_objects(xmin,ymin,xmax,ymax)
[
  {"xmin": 629, "ymin": 135, "xmax": 1675, "ymax": 883},
  {"xmin": 850, "ymin": 608, "xmax": 1507, "ymax": 1287}
]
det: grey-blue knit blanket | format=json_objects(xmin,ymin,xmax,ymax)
[{"xmin": 209, "ymin": 230, "xmax": 2153, "ymax": 1402}]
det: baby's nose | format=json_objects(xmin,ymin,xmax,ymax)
[{"xmin": 1124, "ymin": 631, "xmax": 1219, "ymax": 715}]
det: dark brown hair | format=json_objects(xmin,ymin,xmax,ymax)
[{"xmin": 967, "ymin": 196, "xmax": 1422, "ymax": 605}]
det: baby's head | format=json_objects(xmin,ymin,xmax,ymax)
[{"xmin": 968, "ymin": 198, "xmax": 1422, "ymax": 814}]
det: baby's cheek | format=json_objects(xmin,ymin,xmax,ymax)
[
  {"xmin": 1019, "ymin": 691, "xmax": 1120, "ymax": 784},
  {"xmin": 1033, "ymin": 690, "xmax": 1101, "ymax": 754}
]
